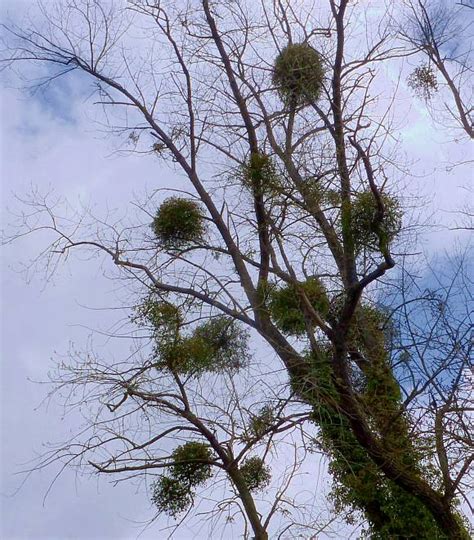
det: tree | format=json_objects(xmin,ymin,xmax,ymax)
[
  {"xmin": 2, "ymin": 1, "xmax": 473, "ymax": 538},
  {"xmin": 37, "ymin": 307, "xmax": 329, "ymax": 539},
  {"xmin": 400, "ymin": 0, "xmax": 474, "ymax": 138}
]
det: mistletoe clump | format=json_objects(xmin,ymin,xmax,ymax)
[
  {"xmin": 151, "ymin": 476, "xmax": 193, "ymax": 517},
  {"xmin": 240, "ymin": 456, "xmax": 271, "ymax": 492},
  {"xmin": 351, "ymin": 190, "xmax": 402, "ymax": 253},
  {"xmin": 134, "ymin": 298, "xmax": 182, "ymax": 336},
  {"xmin": 193, "ymin": 316, "xmax": 250, "ymax": 370},
  {"xmin": 242, "ymin": 152, "xmax": 281, "ymax": 196},
  {"xmin": 159, "ymin": 316, "xmax": 250, "ymax": 375},
  {"xmin": 272, "ymin": 43, "xmax": 324, "ymax": 106},
  {"xmin": 152, "ymin": 197, "xmax": 205, "ymax": 248},
  {"xmin": 170, "ymin": 442, "xmax": 213, "ymax": 486},
  {"xmin": 268, "ymin": 277, "xmax": 330, "ymax": 336},
  {"xmin": 151, "ymin": 441, "xmax": 214, "ymax": 518},
  {"xmin": 248, "ymin": 405, "xmax": 276, "ymax": 439},
  {"xmin": 160, "ymin": 335, "xmax": 213, "ymax": 373},
  {"xmin": 407, "ymin": 64, "xmax": 439, "ymax": 100}
]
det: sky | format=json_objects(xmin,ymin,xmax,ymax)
[
  {"xmin": 0, "ymin": 80, "xmax": 173, "ymax": 540},
  {"xmin": 0, "ymin": 1, "xmax": 472, "ymax": 539}
]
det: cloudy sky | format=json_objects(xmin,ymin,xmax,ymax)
[{"xmin": 1, "ymin": 1, "xmax": 472, "ymax": 539}]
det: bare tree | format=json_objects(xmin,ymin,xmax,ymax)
[
  {"xmin": 386, "ymin": 250, "xmax": 474, "ymax": 514},
  {"xmin": 2, "ymin": 1, "xmax": 473, "ymax": 538},
  {"xmin": 36, "ymin": 323, "xmax": 327, "ymax": 539},
  {"xmin": 400, "ymin": 0, "xmax": 474, "ymax": 138}
]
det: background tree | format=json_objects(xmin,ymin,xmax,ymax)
[
  {"xmin": 400, "ymin": 0, "xmax": 474, "ymax": 138},
  {"xmin": 2, "ymin": 0, "xmax": 472, "ymax": 538}
]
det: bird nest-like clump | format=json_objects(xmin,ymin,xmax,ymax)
[
  {"xmin": 151, "ymin": 442, "xmax": 213, "ymax": 518},
  {"xmin": 272, "ymin": 43, "xmax": 325, "ymax": 107},
  {"xmin": 241, "ymin": 152, "xmax": 282, "ymax": 196},
  {"xmin": 158, "ymin": 316, "xmax": 250, "ymax": 375},
  {"xmin": 407, "ymin": 64, "xmax": 439, "ymax": 100},
  {"xmin": 152, "ymin": 197, "xmax": 205, "ymax": 248},
  {"xmin": 247, "ymin": 405, "xmax": 276, "ymax": 440},
  {"xmin": 267, "ymin": 277, "xmax": 330, "ymax": 336},
  {"xmin": 170, "ymin": 442, "xmax": 213, "ymax": 486},
  {"xmin": 351, "ymin": 190, "xmax": 402, "ymax": 253},
  {"xmin": 240, "ymin": 456, "xmax": 271, "ymax": 492},
  {"xmin": 151, "ymin": 476, "xmax": 192, "ymax": 517},
  {"xmin": 134, "ymin": 299, "xmax": 182, "ymax": 336}
]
